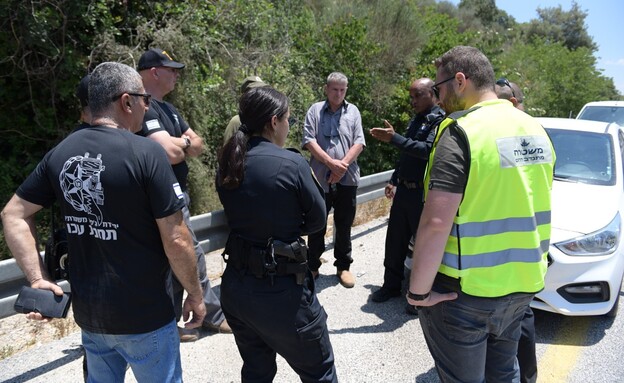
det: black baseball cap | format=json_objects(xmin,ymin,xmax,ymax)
[
  {"xmin": 76, "ymin": 74, "xmax": 90, "ymax": 108},
  {"xmin": 137, "ymin": 48, "xmax": 185, "ymax": 71}
]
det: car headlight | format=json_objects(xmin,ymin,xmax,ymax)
[{"xmin": 554, "ymin": 213, "xmax": 621, "ymax": 256}]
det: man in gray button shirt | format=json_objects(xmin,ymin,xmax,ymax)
[{"xmin": 302, "ymin": 72, "xmax": 366, "ymax": 288}]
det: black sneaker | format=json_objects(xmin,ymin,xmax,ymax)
[{"xmin": 371, "ymin": 287, "xmax": 401, "ymax": 302}]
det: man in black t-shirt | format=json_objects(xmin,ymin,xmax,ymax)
[
  {"xmin": 1, "ymin": 62, "xmax": 205, "ymax": 382},
  {"xmin": 138, "ymin": 48, "xmax": 231, "ymax": 341}
]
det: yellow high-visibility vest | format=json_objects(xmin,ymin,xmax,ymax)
[{"xmin": 425, "ymin": 99, "xmax": 556, "ymax": 297}]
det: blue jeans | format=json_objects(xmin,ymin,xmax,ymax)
[
  {"xmin": 82, "ymin": 319, "xmax": 182, "ymax": 383},
  {"xmin": 419, "ymin": 287, "xmax": 534, "ymax": 383}
]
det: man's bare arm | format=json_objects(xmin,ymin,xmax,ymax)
[
  {"xmin": 156, "ymin": 211, "xmax": 206, "ymax": 327},
  {"xmin": 2, "ymin": 195, "xmax": 64, "ymax": 320},
  {"xmin": 148, "ymin": 130, "xmax": 187, "ymax": 164},
  {"xmin": 182, "ymin": 127, "xmax": 204, "ymax": 157},
  {"xmin": 407, "ymin": 189, "xmax": 462, "ymax": 306}
]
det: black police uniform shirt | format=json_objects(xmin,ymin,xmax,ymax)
[
  {"xmin": 139, "ymin": 99, "xmax": 191, "ymax": 190},
  {"xmin": 390, "ymin": 105, "xmax": 445, "ymax": 186},
  {"xmin": 17, "ymin": 126, "xmax": 185, "ymax": 334},
  {"xmin": 217, "ymin": 136, "xmax": 326, "ymax": 244}
]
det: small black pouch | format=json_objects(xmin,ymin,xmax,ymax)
[{"xmin": 14, "ymin": 286, "xmax": 72, "ymax": 318}]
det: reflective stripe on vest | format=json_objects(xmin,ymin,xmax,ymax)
[
  {"xmin": 441, "ymin": 239, "xmax": 550, "ymax": 269},
  {"xmin": 449, "ymin": 211, "xmax": 551, "ymax": 238}
]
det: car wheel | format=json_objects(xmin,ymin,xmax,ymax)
[{"xmin": 605, "ymin": 281, "xmax": 622, "ymax": 318}]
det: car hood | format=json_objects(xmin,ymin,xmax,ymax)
[{"xmin": 551, "ymin": 180, "xmax": 620, "ymax": 237}]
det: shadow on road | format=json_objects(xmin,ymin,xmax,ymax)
[{"xmin": 0, "ymin": 345, "xmax": 83, "ymax": 383}]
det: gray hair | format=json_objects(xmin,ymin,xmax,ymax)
[
  {"xmin": 89, "ymin": 62, "xmax": 143, "ymax": 115},
  {"xmin": 327, "ymin": 72, "xmax": 348, "ymax": 85}
]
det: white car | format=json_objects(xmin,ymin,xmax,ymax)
[
  {"xmin": 576, "ymin": 101, "xmax": 624, "ymax": 126},
  {"xmin": 532, "ymin": 117, "xmax": 624, "ymax": 317},
  {"xmin": 405, "ymin": 117, "xmax": 624, "ymax": 317}
]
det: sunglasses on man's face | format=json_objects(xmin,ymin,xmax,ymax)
[
  {"xmin": 431, "ymin": 75, "xmax": 456, "ymax": 99},
  {"xmin": 112, "ymin": 92, "xmax": 152, "ymax": 106}
]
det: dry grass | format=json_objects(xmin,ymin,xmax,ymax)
[{"xmin": 0, "ymin": 307, "xmax": 80, "ymax": 361}]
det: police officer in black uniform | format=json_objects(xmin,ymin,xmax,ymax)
[
  {"xmin": 369, "ymin": 78, "xmax": 445, "ymax": 303},
  {"xmin": 216, "ymin": 86, "xmax": 337, "ymax": 383}
]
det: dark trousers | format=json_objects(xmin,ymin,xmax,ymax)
[
  {"xmin": 220, "ymin": 266, "xmax": 337, "ymax": 383},
  {"xmin": 420, "ymin": 285, "xmax": 534, "ymax": 383},
  {"xmin": 170, "ymin": 192, "xmax": 225, "ymax": 327},
  {"xmin": 518, "ymin": 307, "xmax": 538, "ymax": 383},
  {"xmin": 308, "ymin": 184, "xmax": 357, "ymax": 271},
  {"xmin": 383, "ymin": 185, "xmax": 424, "ymax": 292}
]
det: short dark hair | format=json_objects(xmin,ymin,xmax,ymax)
[
  {"xmin": 435, "ymin": 46, "xmax": 494, "ymax": 91},
  {"xmin": 76, "ymin": 74, "xmax": 90, "ymax": 108}
]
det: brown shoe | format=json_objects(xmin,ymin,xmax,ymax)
[
  {"xmin": 204, "ymin": 319, "xmax": 233, "ymax": 334},
  {"xmin": 178, "ymin": 326, "xmax": 199, "ymax": 342},
  {"xmin": 337, "ymin": 270, "xmax": 355, "ymax": 288}
]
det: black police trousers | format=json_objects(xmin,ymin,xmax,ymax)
[
  {"xmin": 220, "ymin": 266, "xmax": 337, "ymax": 383},
  {"xmin": 308, "ymin": 184, "xmax": 358, "ymax": 271},
  {"xmin": 383, "ymin": 184, "xmax": 424, "ymax": 292}
]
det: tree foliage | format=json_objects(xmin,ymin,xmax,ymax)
[
  {"xmin": 0, "ymin": 0, "xmax": 621, "ymax": 259},
  {"xmin": 524, "ymin": 1, "xmax": 597, "ymax": 52}
]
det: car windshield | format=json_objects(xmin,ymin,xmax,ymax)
[
  {"xmin": 545, "ymin": 128, "xmax": 616, "ymax": 186},
  {"xmin": 577, "ymin": 106, "xmax": 624, "ymax": 125}
]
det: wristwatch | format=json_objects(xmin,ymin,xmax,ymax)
[
  {"xmin": 183, "ymin": 136, "xmax": 191, "ymax": 150},
  {"xmin": 407, "ymin": 291, "xmax": 430, "ymax": 301}
]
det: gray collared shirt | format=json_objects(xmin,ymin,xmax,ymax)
[{"xmin": 302, "ymin": 100, "xmax": 366, "ymax": 192}]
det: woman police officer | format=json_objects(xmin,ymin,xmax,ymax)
[{"xmin": 216, "ymin": 86, "xmax": 337, "ymax": 382}]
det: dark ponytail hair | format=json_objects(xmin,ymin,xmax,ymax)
[{"xmin": 217, "ymin": 87, "xmax": 289, "ymax": 189}]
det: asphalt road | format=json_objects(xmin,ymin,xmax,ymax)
[{"xmin": 1, "ymin": 217, "xmax": 623, "ymax": 383}]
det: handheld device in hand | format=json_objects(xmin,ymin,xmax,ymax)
[{"xmin": 14, "ymin": 286, "xmax": 71, "ymax": 318}]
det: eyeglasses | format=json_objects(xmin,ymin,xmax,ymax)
[
  {"xmin": 431, "ymin": 75, "xmax": 456, "ymax": 98},
  {"xmin": 112, "ymin": 92, "xmax": 152, "ymax": 106},
  {"xmin": 496, "ymin": 78, "xmax": 516, "ymax": 98}
]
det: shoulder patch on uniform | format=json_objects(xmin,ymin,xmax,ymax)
[
  {"xmin": 172, "ymin": 183, "xmax": 184, "ymax": 199},
  {"xmin": 146, "ymin": 119, "xmax": 161, "ymax": 131}
]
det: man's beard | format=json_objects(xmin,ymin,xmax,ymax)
[{"xmin": 441, "ymin": 89, "xmax": 464, "ymax": 114}]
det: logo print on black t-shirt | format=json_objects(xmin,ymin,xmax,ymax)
[{"xmin": 59, "ymin": 152, "xmax": 105, "ymax": 225}]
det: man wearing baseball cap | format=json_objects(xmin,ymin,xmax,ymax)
[
  {"xmin": 137, "ymin": 47, "xmax": 232, "ymax": 341},
  {"xmin": 223, "ymin": 75, "xmax": 268, "ymax": 143},
  {"xmin": 137, "ymin": 48, "xmax": 186, "ymax": 71}
]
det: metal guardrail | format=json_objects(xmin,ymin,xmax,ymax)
[{"xmin": 0, "ymin": 170, "xmax": 393, "ymax": 319}]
